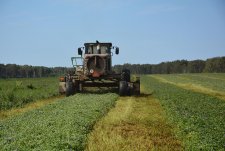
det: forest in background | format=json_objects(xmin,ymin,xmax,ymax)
[
  {"xmin": 0, "ymin": 56, "xmax": 224, "ymax": 78},
  {"xmin": 0, "ymin": 65, "xmax": 70, "ymax": 78},
  {"xmin": 114, "ymin": 56, "xmax": 225, "ymax": 74}
]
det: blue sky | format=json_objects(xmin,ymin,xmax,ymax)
[{"xmin": 0, "ymin": 0, "xmax": 225, "ymax": 67}]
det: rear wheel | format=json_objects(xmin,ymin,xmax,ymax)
[{"xmin": 119, "ymin": 81, "xmax": 128, "ymax": 96}]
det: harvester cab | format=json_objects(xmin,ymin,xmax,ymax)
[{"xmin": 59, "ymin": 41, "xmax": 140, "ymax": 96}]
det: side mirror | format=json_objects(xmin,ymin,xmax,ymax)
[
  {"xmin": 115, "ymin": 47, "xmax": 119, "ymax": 55},
  {"xmin": 78, "ymin": 48, "xmax": 82, "ymax": 56}
]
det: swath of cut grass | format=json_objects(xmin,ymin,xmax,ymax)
[
  {"xmin": 151, "ymin": 75, "xmax": 225, "ymax": 101},
  {"xmin": 85, "ymin": 94, "xmax": 183, "ymax": 151}
]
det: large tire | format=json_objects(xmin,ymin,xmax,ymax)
[
  {"xmin": 79, "ymin": 82, "xmax": 83, "ymax": 92},
  {"xmin": 74, "ymin": 80, "xmax": 80, "ymax": 92},
  {"xmin": 66, "ymin": 81, "xmax": 75, "ymax": 96},
  {"xmin": 133, "ymin": 82, "xmax": 140, "ymax": 95},
  {"xmin": 121, "ymin": 69, "xmax": 130, "ymax": 82},
  {"xmin": 119, "ymin": 81, "xmax": 128, "ymax": 96}
]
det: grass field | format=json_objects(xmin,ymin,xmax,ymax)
[
  {"xmin": 85, "ymin": 74, "xmax": 224, "ymax": 150},
  {"xmin": 0, "ymin": 93, "xmax": 118, "ymax": 150},
  {"xmin": 0, "ymin": 73, "xmax": 224, "ymax": 150},
  {"xmin": 151, "ymin": 73, "xmax": 225, "ymax": 100},
  {"xmin": 142, "ymin": 75, "xmax": 225, "ymax": 150},
  {"xmin": 0, "ymin": 78, "xmax": 59, "ymax": 110}
]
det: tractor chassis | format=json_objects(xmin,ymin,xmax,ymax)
[{"xmin": 59, "ymin": 73, "xmax": 140, "ymax": 96}]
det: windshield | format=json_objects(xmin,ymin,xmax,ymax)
[{"xmin": 85, "ymin": 45, "xmax": 110, "ymax": 54}]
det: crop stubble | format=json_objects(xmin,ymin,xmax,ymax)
[{"xmin": 86, "ymin": 87, "xmax": 183, "ymax": 151}]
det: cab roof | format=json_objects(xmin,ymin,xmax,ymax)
[{"xmin": 84, "ymin": 42, "xmax": 112, "ymax": 47}]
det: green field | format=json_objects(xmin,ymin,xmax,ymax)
[
  {"xmin": 152, "ymin": 73, "xmax": 225, "ymax": 94},
  {"xmin": 142, "ymin": 74, "xmax": 225, "ymax": 150},
  {"xmin": 0, "ymin": 93, "xmax": 118, "ymax": 150},
  {"xmin": 0, "ymin": 78, "xmax": 59, "ymax": 110},
  {"xmin": 0, "ymin": 73, "xmax": 224, "ymax": 150}
]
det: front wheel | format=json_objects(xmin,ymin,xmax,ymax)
[
  {"xmin": 66, "ymin": 81, "xmax": 75, "ymax": 96},
  {"xmin": 119, "ymin": 81, "xmax": 128, "ymax": 96}
]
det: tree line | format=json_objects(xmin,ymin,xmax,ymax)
[
  {"xmin": 0, "ymin": 64, "xmax": 71, "ymax": 78},
  {"xmin": 0, "ymin": 56, "xmax": 224, "ymax": 78},
  {"xmin": 113, "ymin": 56, "xmax": 225, "ymax": 74}
]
